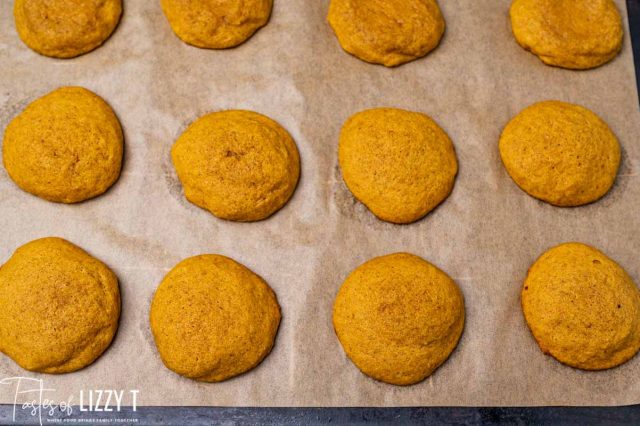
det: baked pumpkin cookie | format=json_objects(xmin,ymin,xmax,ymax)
[
  {"xmin": 14, "ymin": 0, "xmax": 122, "ymax": 58},
  {"xmin": 150, "ymin": 254, "xmax": 281, "ymax": 382},
  {"xmin": 171, "ymin": 110, "xmax": 300, "ymax": 221},
  {"xmin": 328, "ymin": 0, "xmax": 445, "ymax": 67},
  {"xmin": 510, "ymin": 0, "xmax": 623, "ymax": 69},
  {"xmin": 522, "ymin": 242, "xmax": 640, "ymax": 370},
  {"xmin": 338, "ymin": 108, "xmax": 457, "ymax": 224},
  {"xmin": 0, "ymin": 237, "xmax": 120, "ymax": 374},
  {"xmin": 161, "ymin": 0, "xmax": 273, "ymax": 49},
  {"xmin": 333, "ymin": 253, "xmax": 464, "ymax": 385},
  {"xmin": 3, "ymin": 87, "xmax": 124, "ymax": 203},
  {"xmin": 499, "ymin": 101, "xmax": 620, "ymax": 206}
]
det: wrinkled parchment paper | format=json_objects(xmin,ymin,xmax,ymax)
[{"xmin": 0, "ymin": 0, "xmax": 639, "ymax": 407}]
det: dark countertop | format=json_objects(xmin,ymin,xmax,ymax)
[{"xmin": 2, "ymin": 1, "xmax": 640, "ymax": 425}]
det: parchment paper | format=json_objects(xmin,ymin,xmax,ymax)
[{"xmin": 0, "ymin": 0, "xmax": 639, "ymax": 408}]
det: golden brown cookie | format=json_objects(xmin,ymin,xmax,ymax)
[
  {"xmin": 499, "ymin": 101, "xmax": 620, "ymax": 206},
  {"xmin": 510, "ymin": 0, "xmax": 623, "ymax": 69},
  {"xmin": 333, "ymin": 253, "xmax": 464, "ymax": 385},
  {"xmin": 3, "ymin": 87, "xmax": 124, "ymax": 203},
  {"xmin": 150, "ymin": 254, "xmax": 281, "ymax": 382},
  {"xmin": 328, "ymin": 0, "xmax": 445, "ymax": 67},
  {"xmin": 338, "ymin": 108, "xmax": 457, "ymax": 224},
  {"xmin": 171, "ymin": 110, "xmax": 300, "ymax": 221},
  {"xmin": 14, "ymin": 0, "xmax": 122, "ymax": 58},
  {"xmin": 160, "ymin": 0, "xmax": 273, "ymax": 49},
  {"xmin": 0, "ymin": 237, "xmax": 120, "ymax": 374},
  {"xmin": 522, "ymin": 242, "xmax": 640, "ymax": 370}
]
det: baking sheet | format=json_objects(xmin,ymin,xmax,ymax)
[{"xmin": 0, "ymin": 0, "xmax": 639, "ymax": 408}]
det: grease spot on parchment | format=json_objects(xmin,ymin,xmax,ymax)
[
  {"xmin": 159, "ymin": 123, "xmax": 204, "ymax": 214},
  {"xmin": 332, "ymin": 164, "xmax": 377, "ymax": 225},
  {"xmin": 140, "ymin": 291, "xmax": 157, "ymax": 349},
  {"xmin": 331, "ymin": 164, "xmax": 441, "ymax": 231},
  {"xmin": 595, "ymin": 144, "xmax": 633, "ymax": 208}
]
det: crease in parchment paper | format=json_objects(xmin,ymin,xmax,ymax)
[{"xmin": 0, "ymin": 0, "xmax": 639, "ymax": 407}]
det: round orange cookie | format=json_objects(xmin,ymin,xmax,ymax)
[
  {"xmin": 150, "ymin": 254, "xmax": 281, "ymax": 382},
  {"xmin": 522, "ymin": 242, "xmax": 640, "ymax": 370},
  {"xmin": 333, "ymin": 253, "xmax": 464, "ymax": 385}
]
